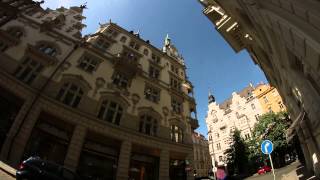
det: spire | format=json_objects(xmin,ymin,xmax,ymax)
[{"xmin": 208, "ymin": 89, "xmax": 215, "ymax": 104}]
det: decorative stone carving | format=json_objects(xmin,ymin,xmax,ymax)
[
  {"xmin": 131, "ymin": 93, "xmax": 140, "ymax": 113},
  {"xmin": 93, "ymin": 77, "xmax": 105, "ymax": 97}
]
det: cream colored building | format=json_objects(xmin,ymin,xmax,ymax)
[
  {"xmin": 253, "ymin": 83, "xmax": 286, "ymax": 114},
  {"xmin": 206, "ymin": 84, "xmax": 263, "ymax": 167},
  {"xmin": 199, "ymin": 0, "xmax": 320, "ymax": 176},
  {"xmin": 0, "ymin": 2, "xmax": 199, "ymax": 180},
  {"xmin": 192, "ymin": 132, "xmax": 212, "ymax": 177}
]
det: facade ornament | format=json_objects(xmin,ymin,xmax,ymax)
[
  {"xmin": 131, "ymin": 93, "xmax": 140, "ymax": 113},
  {"xmin": 93, "ymin": 77, "xmax": 105, "ymax": 97}
]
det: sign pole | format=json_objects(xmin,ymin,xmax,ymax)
[{"xmin": 269, "ymin": 153, "xmax": 276, "ymax": 180}]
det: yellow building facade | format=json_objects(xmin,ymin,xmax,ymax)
[{"xmin": 253, "ymin": 83, "xmax": 286, "ymax": 114}]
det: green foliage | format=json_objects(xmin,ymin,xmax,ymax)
[
  {"xmin": 225, "ymin": 129, "xmax": 249, "ymax": 175},
  {"xmin": 250, "ymin": 111, "xmax": 291, "ymax": 168}
]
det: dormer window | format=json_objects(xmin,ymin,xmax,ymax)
[
  {"xmin": 129, "ymin": 41, "xmax": 140, "ymax": 51},
  {"xmin": 38, "ymin": 44, "xmax": 57, "ymax": 57}
]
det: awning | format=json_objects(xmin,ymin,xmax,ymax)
[{"xmin": 286, "ymin": 111, "xmax": 305, "ymax": 142}]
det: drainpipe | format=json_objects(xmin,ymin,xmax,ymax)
[{"xmin": 5, "ymin": 40, "xmax": 81, "ymax": 161}]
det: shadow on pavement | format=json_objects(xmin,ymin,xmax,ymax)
[{"xmin": 296, "ymin": 165, "xmax": 318, "ymax": 180}]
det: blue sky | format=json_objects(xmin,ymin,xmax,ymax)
[{"xmin": 41, "ymin": 0, "xmax": 267, "ymax": 136}]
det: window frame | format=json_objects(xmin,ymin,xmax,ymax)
[
  {"xmin": 144, "ymin": 84, "xmax": 160, "ymax": 103},
  {"xmin": 14, "ymin": 57, "xmax": 44, "ymax": 85},
  {"xmin": 78, "ymin": 55, "xmax": 101, "ymax": 73},
  {"xmin": 171, "ymin": 96, "xmax": 183, "ymax": 114},
  {"xmin": 170, "ymin": 125, "xmax": 183, "ymax": 143},
  {"xmin": 56, "ymin": 82, "xmax": 84, "ymax": 108},
  {"xmin": 139, "ymin": 114, "xmax": 158, "ymax": 136},
  {"xmin": 97, "ymin": 100, "xmax": 124, "ymax": 125}
]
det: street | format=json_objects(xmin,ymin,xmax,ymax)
[{"xmin": 245, "ymin": 161, "xmax": 316, "ymax": 180}]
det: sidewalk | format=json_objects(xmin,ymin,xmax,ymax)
[
  {"xmin": 0, "ymin": 161, "xmax": 16, "ymax": 178},
  {"xmin": 281, "ymin": 164, "xmax": 317, "ymax": 180}
]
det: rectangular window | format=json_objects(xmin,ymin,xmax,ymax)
[
  {"xmin": 78, "ymin": 56, "xmax": 99, "ymax": 73},
  {"xmin": 14, "ymin": 58, "xmax": 43, "ymax": 84},
  {"xmin": 129, "ymin": 41, "xmax": 140, "ymax": 51},
  {"xmin": 149, "ymin": 65, "xmax": 160, "ymax": 79},
  {"xmin": 255, "ymin": 114, "xmax": 260, "ymax": 121},
  {"xmin": 106, "ymin": 28, "xmax": 118, "ymax": 38},
  {"xmin": 112, "ymin": 73, "xmax": 129, "ymax": 89},
  {"xmin": 217, "ymin": 143, "xmax": 221, "ymax": 150},
  {"xmin": 263, "ymin": 96, "xmax": 268, "ymax": 103},
  {"xmin": 171, "ymin": 64, "xmax": 179, "ymax": 74},
  {"xmin": 151, "ymin": 53, "xmax": 161, "ymax": 64},
  {"xmin": 170, "ymin": 77, "xmax": 181, "ymax": 91},
  {"xmin": 251, "ymin": 103, "xmax": 255, "ymax": 110},
  {"xmin": 95, "ymin": 38, "xmax": 111, "ymax": 51},
  {"xmin": 219, "ymin": 156, "xmax": 223, "ymax": 162},
  {"xmin": 144, "ymin": 85, "xmax": 160, "ymax": 103},
  {"xmin": 171, "ymin": 97, "xmax": 182, "ymax": 113}
]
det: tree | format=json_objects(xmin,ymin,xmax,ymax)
[
  {"xmin": 250, "ymin": 111, "xmax": 291, "ymax": 168},
  {"xmin": 225, "ymin": 129, "xmax": 249, "ymax": 175}
]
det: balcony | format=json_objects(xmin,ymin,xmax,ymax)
[
  {"xmin": 188, "ymin": 116, "xmax": 199, "ymax": 130},
  {"xmin": 113, "ymin": 54, "xmax": 142, "ymax": 78}
]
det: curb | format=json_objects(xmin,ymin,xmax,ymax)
[{"xmin": 0, "ymin": 161, "xmax": 16, "ymax": 178}]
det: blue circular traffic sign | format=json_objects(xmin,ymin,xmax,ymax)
[{"xmin": 261, "ymin": 140, "xmax": 273, "ymax": 155}]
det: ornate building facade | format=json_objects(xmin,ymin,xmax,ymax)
[
  {"xmin": 192, "ymin": 132, "xmax": 212, "ymax": 177},
  {"xmin": 253, "ymin": 83, "xmax": 286, "ymax": 113},
  {"xmin": 199, "ymin": 0, "xmax": 320, "ymax": 176},
  {"xmin": 0, "ymin": 1, "xmax": 199, "ymax": 180},
  {"xmin": 206, "ymin": 84, "xmax": 264, "ymax": 167}
]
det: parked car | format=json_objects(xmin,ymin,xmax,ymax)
[
  {"xmin": 16, "ymin": 157, "xmax": 81, "ymax": 180},
  {"xmin": 257, "ymin": 165, "xmax": 272, "ymax": 175}
]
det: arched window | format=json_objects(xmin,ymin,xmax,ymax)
[
  {"xmin": 56, "ymin": 83, "xmax": 83, "ymax": 108},
  {"xmin": 38, "ymin": 44, "xmax": 57, "ymax": 57},
  {"xmin": 120, "ymin": 36, "xmax": 127, "ymax": 43},
  {"xmin": 143, "ymin": 48, "xmax": 149, "ymax": 56},
  {"xmin": 98, "ymin": 100, "xmax": 123, "ymax": 125},
  {"xmin": 139, "ymin": 114, "xmax": 157, "ymax": 136},
  {"xmin": 171, "ymin": 125, "xmax": 183, "ymax": 143},
  {"xmin": 7, "ymin": 27, "xmax": 23, "ymax": 38}
]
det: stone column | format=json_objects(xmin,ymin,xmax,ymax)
[
  {"xmin": 159, "ymin": 149, "xmax": 170, "ymax": 180},
  {"xmin": 64, "ymin": 125, "xmax": 87, "ymax": 172},
  {"xmin": 0, "ymin": 99, "xmax": 33, "ymax": 161},
  {"xmin": 116, "ymin": 140, "xmax": 131, "ymax": 180},
  {"xmin": 300, "ymin": 120, "xmax": 320, "ymax": 177},
  {"xmin": 186, "ymin": 152, "xmax": 194, "ymax": 180},
  {"xmin": 9, "ymin": 103, "xmax": 41, "ymax": 166},
  {"xmin": 297, "ymin": 128, "xmax": 313, "ymax": 172}
]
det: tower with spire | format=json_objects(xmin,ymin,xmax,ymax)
[{"xmin": 162, "ymin": 34, "xmax": 184, "ymax": 65}]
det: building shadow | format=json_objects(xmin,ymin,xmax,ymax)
[{"xmin": 296, "ymin": 165, "xmax": 318, "ymax": 180}]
